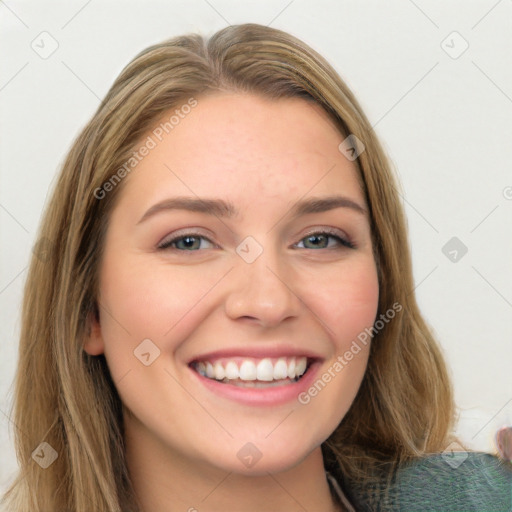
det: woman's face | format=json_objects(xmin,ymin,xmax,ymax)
[{"xmin": 85, "ymin": 92, "xmax": 379, "ymax": 475}]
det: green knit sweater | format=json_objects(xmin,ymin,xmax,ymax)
[{"xmin": 329, "ymin": 453, "xmax": 511, "ymax": 511}]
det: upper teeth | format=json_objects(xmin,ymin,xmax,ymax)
[{"xmin": 194, "ymin": 357, "xmax": 308, "ymax": 382}]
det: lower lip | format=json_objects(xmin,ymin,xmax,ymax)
[{"xmin": 189, "ymin": 361, "xmax": 322, "ymax": 406}]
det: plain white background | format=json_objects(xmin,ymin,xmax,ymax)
[{"xmin": 1, "ymin": 0, "xmax": 511, "ymax": 491}]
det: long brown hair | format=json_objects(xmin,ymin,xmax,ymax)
[{"xmin": 2, "ymin": 23, "xmax": 454, "ymax": 511}]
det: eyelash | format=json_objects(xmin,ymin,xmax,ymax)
[{"xmin": 157, "ymin": 229, "xmax": 355, "ymax": 251}]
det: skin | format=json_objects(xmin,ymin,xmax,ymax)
[{"xmin": 84, "ymin": 92, "xmax": 379, "ymax": 512}]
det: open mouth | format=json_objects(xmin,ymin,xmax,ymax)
[{"xmin": 190, "ymin": 356, "xmax": 313, "ymax": 389}]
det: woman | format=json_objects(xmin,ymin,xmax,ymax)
[{"xmin": 3, "ymin": 23, "xmax": 510, "ymax": 512}]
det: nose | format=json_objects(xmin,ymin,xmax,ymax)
[{"xmin": 224, "ymin": 245, "xmax": 302, "ymax": 328}]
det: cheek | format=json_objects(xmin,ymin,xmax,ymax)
[
  {"xmin": 296, "ymin": 259, "xmax": 378, "ymax": 436},
  {"xmin": 98, "ymin": 256, "xmax": 225, "ymax": 364},
  {"xmin": 299, "ymin": 256, "xmax": 380, "ymax": 346}
]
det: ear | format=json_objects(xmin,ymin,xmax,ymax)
[{"xmin": 83, "ymin": 303, "xmax": 105, "ymax": 356}]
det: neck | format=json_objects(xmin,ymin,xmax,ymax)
[{"xmin": 124, "ymin": 422, "xmax": 341, "ymax": 512}]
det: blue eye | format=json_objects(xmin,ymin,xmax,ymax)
[
  {"xmin": 296, "ymin": 231, "xmax": 354, "ymax": 250},
  {"xmin": 158, "ymin": 234, "xmax": 215, "ymax": 251},
  {"xmin": 158, "ymin": 230, "xmax": 355, "ymax": 252}
]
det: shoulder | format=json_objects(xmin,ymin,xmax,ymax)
[
  {"xmin": 343, "ymin": 452, "xmax": 512, "ymax": 512},
  {"xmin": 393, "ymin": 452, "xmax": 511, "ymax": 511}
]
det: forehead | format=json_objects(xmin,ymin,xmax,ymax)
[{"xmin": 118, "ymin": 92, "xmax": 365, "ymax": 213}]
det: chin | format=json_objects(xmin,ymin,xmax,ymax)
[
  {"xmin": 222, "ymin": 449, "xmax": 313, "ymax": 477},
  {"xmin": 201, "ymin": 432, "xmax": 324, "ymax": 477}
]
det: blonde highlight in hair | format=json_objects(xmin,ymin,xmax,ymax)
[{"xmin": 3, "ymin": 23, "xmax": 455, "ymax": 511}]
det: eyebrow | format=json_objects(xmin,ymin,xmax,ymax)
[{"xmin": 137, "ymin": 195, "xmax": 367, "ymax": 224}]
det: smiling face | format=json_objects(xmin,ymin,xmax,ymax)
[{"xmin": 84, "ymin": 92, "xmax": 379, "ymax": 476}]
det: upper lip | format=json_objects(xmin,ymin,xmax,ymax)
[{"xmin": 188, "ymin": 346, "xmax": 324, "ymax": 364}]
